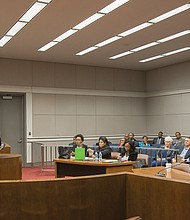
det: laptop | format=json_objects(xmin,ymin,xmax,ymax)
[{"xmin": 75, "ymin": 147, "xmax": 85, "ymax": 161}]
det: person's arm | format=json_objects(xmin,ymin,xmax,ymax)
[
  {"xmin": 100, "ymin": 147, "xmax": 112, "ymax": 158},
  {"xmin": 128, "ymin": 151, "xmax": 138, "ymax": 161}
]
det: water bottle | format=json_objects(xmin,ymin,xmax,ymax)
[
  {"xmin": 95, "ymin": 152, "xmax": 98, "ymax": 161},
  {"xmin": 99, "ymin": 152, "xmax": 102, "ymax": 163}
]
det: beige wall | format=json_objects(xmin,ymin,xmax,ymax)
[
  {"xmin": 0, "ymin": 58, "xmax": 146, "ymax": 137},
  {"xmin": 146, "ymin": 60, "xmax": 190, "ymax": 135}
]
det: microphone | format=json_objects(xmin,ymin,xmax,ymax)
[{"xmin": 155, "ymin": 160, "xmax": 187, "ymax": 177}]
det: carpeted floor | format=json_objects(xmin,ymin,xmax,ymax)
[{"xmin": 22, "ymin": 166, "xmax": 55, "ymax": 180}]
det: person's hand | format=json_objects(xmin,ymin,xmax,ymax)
[
  {"xmin": 117, "ymin": 155, "xmax": 121, "ymax": 160},
  {"xmin": 87, "ymin": 149, "xmax": 94, "ymax": 157}
]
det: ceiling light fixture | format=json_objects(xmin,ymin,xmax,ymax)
[
  {"xmin": 110, "ymin": 51, "xmax": 133, "ymax": 59},
  {"xmin": 139, "ymin": 47, "xmax": 190, "ymax": 63},
  {"xmin": 95, "ymin": 36, "xmax": 122, "ymax": 47},
  {"xmin": 53, "ymin": 29, "xmax": 78, "ymax": 42},
  {"xmin": 19, "ymin": 2, "xmax": 47, "ymax": 22},
  {"xmin": 118, "ymin": 22, "xmax": 153, "ymax": 37},
  {"xmin": 77, "ymin": 3, "xmax": 190, "ymax": 56},
  {"xmin": 6, "ymin": 21, "xmax": 27, "ymax": 36},
  {"xmin": 157, "ymin": 30, "xmax": 190, "ymax": 43},
  {"xmin": 38, "ymin": 41, "xmax": 58, "ymax": 51},
  {"xmin": 39, "ymin": 0, "xmax": 130, "ymax": 51},
  {"xmin": 109, "ymin": 30, "xmax": 190, "ymax": 60},
  {"xmin": 131, "ymin": 42, "xmax": 159, "ymax": 52},
  {"xmin": 0, "ymin": 36, "xmax": 12, "ymax": 47},
  {"xmin": 0, "ymin": 0, "xmax": 52, "ymax": 47},
  {"xmin": 139, "ymin": 55, "xmax": 164, "ymax": 63},
  {"xmin": 149, "ymin": 3, "xmax": 190, "ymax": 23},
  {"xmin": 99, "ymin": 0, "xmax": 130, "ymax": 14},
  {"xmin": 76, "ymin": 46, "xmax": 98, "ymax": 56},
  {"xmin": 73, "ymin": 13, "xmax": 105, "ymax": 30}
]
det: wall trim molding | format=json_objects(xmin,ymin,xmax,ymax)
[
  {"xmin": 1, "ymin": 85, "xmax": 190, "ymax": 98},
  {"xmin": 0, "ymin": 85, "xmax": 146, "ymax": 98},
  {"xmin": 147, "ymin": 88, "xmax": 190, "ymax": 97}
]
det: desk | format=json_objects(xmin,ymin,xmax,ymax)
[
  {"xmin": 0, "ymin": 154, "xmax": 22, "ymax": 180},
  {"xmin": 54, "ymin": 158, "xmax": 135, "ymax": 177},
  {"xmin": 132, "ymin": 166, "xmax": 190, "ymax": 182},
  {"xmin": 0, "ymin": 144, "xmax": 11, "ymax": 154}
]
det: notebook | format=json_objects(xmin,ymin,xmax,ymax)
[{"xmin": 75, "ymin": 147, "xmax": 85, "ymax": 160}]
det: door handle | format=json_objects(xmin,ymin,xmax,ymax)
[{"xmin": 17, "ymin": 139, "xmax": 22, "ymax": 143}]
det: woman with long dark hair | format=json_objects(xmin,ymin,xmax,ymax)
[{"xmin": 118, "ymin": 140, "xmax": 138, "ymax": 161}]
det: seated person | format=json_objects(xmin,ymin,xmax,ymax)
[
  {"xmin": 117, "ymin": 140, "xmax": 138, "ymax": 161},
  {"xmin": 71, "ymin": 134, "xmax": 88, "ymax": 156},
  {"xmin": 152, "ymin": 136, "xmax": 174, "ymax": 167},
  {"xmin": 87, "ymin": 136, "xmax": 112, "ymax": 159},
  {"xmin": 179, "ymin": 136, "xmax": 190, "ymax": 163},
  {"xmin": 152, "ymin": 131, "xmax": 165, "ymax": 145},
  {"xmin": 173, "ymin": 131, "xmax": 184, "ymax": 148},
  {"xmin": 118, "ymin": 138, "xmax": 126, "ymax": 146},
  {"xmin": 139, "ymin": 135, "xmax": 150, "ymax": 147},
  {"xmin": 128, "ymin": 132, "xmax": 139, "ymax": 147}
]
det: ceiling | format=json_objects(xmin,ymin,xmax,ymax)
[{"xmin": 0, "ymin": 0, "xmax": 189, "ymax": 71}]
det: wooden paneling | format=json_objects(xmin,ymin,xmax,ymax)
[
  {"xmin": 0, "ymin": 154, "xmax": 22, "ymax": 180},
  {"xmin": 0, "ymin": 173, "xmax": 126, "ymax": 220},
  {"xmin": 126, "ymin": 172, "xmax": 190, "ymax": 220}
]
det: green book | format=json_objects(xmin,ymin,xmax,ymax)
[{"xmin": 75, "ymin": 147, "xmax": 85, "ymax": 160}]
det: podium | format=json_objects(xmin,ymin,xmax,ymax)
[{"xmin": 0, "ymin": 154, "xmax": 22, "ymax": 180}]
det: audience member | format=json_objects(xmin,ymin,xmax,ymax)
[
  {"xmin": 179, "ymin": 137, "xmax": 190, "ymax": 162},
  {"xmin": 152, "ymin": 131, "xmax": 165, "ymax": 145},
  {"xmin": 87, "ymin": 136, "xmax": 112, "ymax": 159},
  {"xmin": 139, "ymin": 135, "xmax": 150, "ymax": 147},
  {"xmin": 118, "ymin": 140, "xmax": 138, "ymax": 161},
  {"xmin": 152, "ymin": 136, "xmax": 174, "ymax": 166},
  {"xmin": 119, "ymin": 138, "xmax": 126, "ymax": 146},
  {"xmin": 173, "ymin": 131, "xmax": 184, "ymax": 148}
]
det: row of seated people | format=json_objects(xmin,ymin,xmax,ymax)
[
  {"xmin": 59, "ymin": 134, "xmax": 138, "ymax": 162},
  {"xmin": 120, "ymin": 131, "xmax": 190, "ymax": 166},
  {"xmin": 59, "ymin": 132, "xmax": 190, "ymax": 166}
]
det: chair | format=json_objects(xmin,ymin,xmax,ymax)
[
  {"xmin": 111, "ymin": 151, "xmax": 120, "ymax": 159},
  {"xmin": 137, "ymin": 154, "xmax": 148, "ymax": 166}
]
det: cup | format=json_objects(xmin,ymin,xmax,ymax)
[{"xmin": 166, "ymin": 163, "xmax": 172, "ymax": 172}]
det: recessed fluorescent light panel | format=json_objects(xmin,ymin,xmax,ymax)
[
  {"xmin": 109, "ymin": 29, "xmax": 190, "ymax": 60},
  {"xmin": 157, "ymin": 30, "xmax": 190, "ymax": 43},
  {"xmin": 19, "ymin": 2, "xmax": 47, "ymax": 22},
  {"xmin": 131, "ymin": 42, "xmax": 159, "ymax": 52},
  {"xmin": 53, "ymin": 29, "xmax": 78, "ymax": 42},
  {"xmin": 78, "ymin": 3, "xmax": 190, "ymax": 56},
  {"xmin": 110, "ymin": 51, "xmax": 133, "ymax": 59},
  {"xmin": 149, "ymin": 3, "xmax": 190, "ymax": 23},
  {"xmin": 139, "ymin": 55, "xmax": 164, "ymax": 63},
  {"xmin": 38, "ymin": 41, "xmax": 58, "ymax": 51},
  {"xmin": 0, "ymin": 36, "xmax": 12, "ymax": 47},
  {"xmin": 95, "ymin": 36, "xmax": 122, "ymax": 47},
  {"xmin": 39, "ymin": 0, "xmax": 130, "ymax": 51},
  {"xmin": 73, "ymin": 13, "xmax": 105, "ymax": 30},
  {"xmin": 119, "ymin": 22, "xmax": 153, "ymax": 37},
  {"xmin": 76, "ymin": 46, "xmax": 98, "ymax": 56},
  {"xmin": 139, "ymin": 47, "xmax": 190, "ymax": 63},
  {"xmin": 6, "ymin": 21, "xmax": 27, "ymax": 36},
  {"xmin": 0, "ymin": 0, "xmax": 52, "ymax": 47},
  {"xmin": 163, "ymin": 47, "xmax": 190, "ymax": 56},
  {"xmin": 99, "ymin": 0, "xmax": 130, "ymax": 14}
]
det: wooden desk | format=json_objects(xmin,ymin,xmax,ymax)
[
  {"xmin": 0, "ymin": 154, "xmax": 22, "ymax": 180},
  {"xmin": 132, "ymin": 166, "xmax": 190, "ymax": 182},
  {"xmin": 0, "ymin": 143, "xmax": 11, "ymax": 154},
  {"xmin": 54, "ymin": 158, "xmax": 135, "ymax": 177}
]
